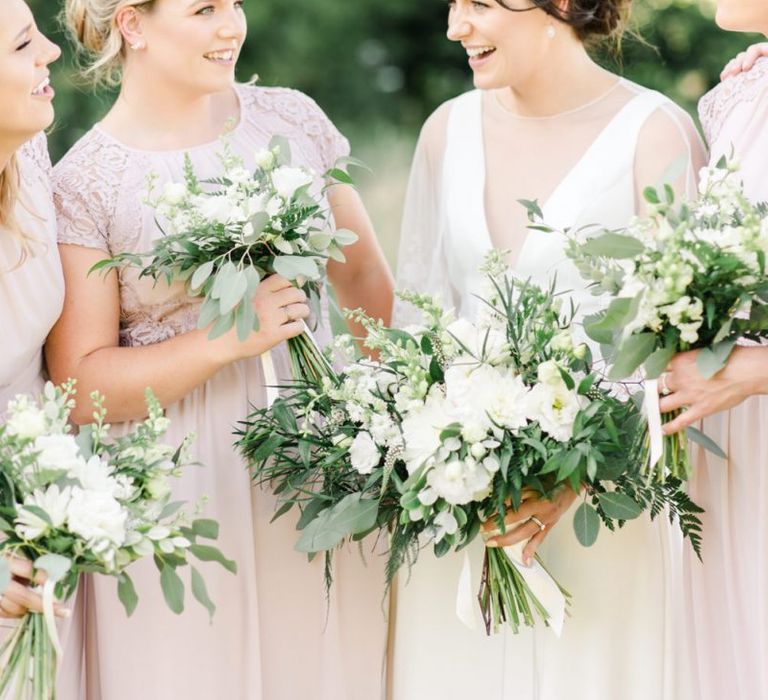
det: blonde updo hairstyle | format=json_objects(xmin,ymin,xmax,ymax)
[{"xmin": 63, "ymin": 0, "xmax": 156, "ymax": 87}]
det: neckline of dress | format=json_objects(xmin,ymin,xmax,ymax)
[
  {"xmin": 474, "ymin": 84, "xmax": 647, "ymax": 257},
  {"xmin": 489, "ymin": 77, "xmax": 626, "ymax": 121},
  {"xmin": 92, "ymin": 84, "xmax": 246, "ymax": 155}
]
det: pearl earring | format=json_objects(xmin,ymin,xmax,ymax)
[
  {"xmin": 546, "ymin": 25, "xmax": 556, "ymax": 39},
  {"xmin": 130, "ymin": 41, "xmax": 144, "ymax": 50}
]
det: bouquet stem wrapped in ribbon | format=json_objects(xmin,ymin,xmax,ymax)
[
  {"xmin": 236, "ymin": 253, "xmax": 702, "ymax": 634},
  {"xmin": 0, "ymin": 383, "xmax": 235, "ymax": 699}
]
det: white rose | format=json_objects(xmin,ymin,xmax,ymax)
[
  {"xmin": 271, "ymin": 166, "xmax": 313, "ymax": 199},
  {"xmin": 15, "ymin": 485, "xmax": 71, "ymax": 540},
  {"xmin": 196, "ymin": 195, "xmax": 234, "ymax": 224},
  {"xmin": 349, "ymin": 432, "xmax": 381, "ymax": 475},
  {"xmin": 33, "ymin": 434, "xmax": 83, "ymax": 477},
  {"xmin": 526, "ymin": 382, "xmax": 584, "ymax": 443},
  {"xmin": 66, "ymin": 487, "xmax": 127, "ymax": 548},
  {"xmin": 427, "ymin": 458, "xmax": 492, "ymax": 505},
  {"xmin": 5, "ymin": 403, "xmax": 47, "ymax": 440},
  {"xmin": 145, "ymin": 474, "xmax": 172, "ymax": 501},
  {"xmin": 71, "ymin": 455, "xmax": 121, "ymax": 496}
]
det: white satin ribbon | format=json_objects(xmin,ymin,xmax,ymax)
[
  {"xmin": 644, "ymin": 378, "xmax": 663, "ymax": 473},
  {"xmin": 456, "ymin": 532, "xmax": 567, "ymax": 637},
  {"xmin": 261, "ymin": 350, "xmax": 279, "ymax": 408},
  {"xmin": 41, "ymin": 580, "xmax": 62, "ymax": 658}
]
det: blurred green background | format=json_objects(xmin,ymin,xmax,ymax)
[{"xmin": 29, "ymin": 0, "xmax": 761, "ymax": 265}]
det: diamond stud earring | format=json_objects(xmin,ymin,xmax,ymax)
[
  {"xmin": 546, "ymin": 25, "xmax": 556, "ymax": 39},
  {"xmin": 130, "ymin": 41, "xmax": 145, "ymax": 50}
]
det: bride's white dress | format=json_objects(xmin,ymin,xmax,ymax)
[{"xmin": 390, "ymin": 81, "xmax": 705, "ymax": 700}]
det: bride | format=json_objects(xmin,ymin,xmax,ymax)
[{"xmin": 390, "ymin": 1, "xmax": 705, "ymax": 698}]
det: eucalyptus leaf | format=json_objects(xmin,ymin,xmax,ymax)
[
  {"xmin": 295, "ymin": 493, "xmax": 378, "ymax": 553},
  {"xmin": 35, "ymin": 553, "xmax": 72, "ymax": 583},
  {"xmin": 0, "ymin": 557, "xmax": 10, "ymax": 594},
  {"xmin": 219, "ymin": 270, "xmax": 248, "ymax": 315},
  {"xmin": 190, "ymin": 261, "xmax": 215, "ymax": 293},
  {"xmin": 210, "ymin": 262, "xmax": 237, "ymax": 301},
  {"xmin": 192, "ymin": 519, "xmax": 219, "ymax": 540},
  {"xmin": 573, "ymin": 502, "xmax": 600, "ymax": 546},
  {"xmin": 597, "ymin": 492, "xmax": 642, "ymax": 520},
  {"xmin": 117, "ymin": 572, "xmax": 139, "ymax": 617},
  {"xmin": 332, "ymin": 228, "xmax": 360, "ymax": 246},
  {"xmin": 207, "ymin": 311, "xmax": 235, "ymax": 340},
  {"xmin": 696, "ymin": 340, "xmax": 737, "ymax": 380},
  {"xmin": 273, "ymin": 255, "xmax": 320, "ymax": 281},
  {"xmin": 197, "ymin": 294, "xmax": 221, "ymax": 330},
  {"xmin": 608, "ymin": 333, "xmax": 657, "ymax": 380},
  {"xmin": 190, "ymin": 565, "xmax": 216, "ymax": 622},
  {"xmin": 685, "ymin": 426, "xmax": 727, "ymax": 459},
  {"xmin": 189, "ymin": 544, "xmax": 238, "ymax": 574},
  {"xmin": 160, "ymin": 564, "xmax": 185, "ymax": 614},
  {"xmin": 644, "ymin": 345, "xmax": 676, "ymax": 379},
  {"xmin": 581, "ymin": 233, "xmax": 645, "ymax": 259}
]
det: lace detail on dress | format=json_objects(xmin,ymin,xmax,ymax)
[
  {"xmin": 18, "ymin": 132, "xmax": 52, "ymax": 181},
  {"xmin": 53, "ymin": 131, "xmax": 147, "ymax": 253},
  {"xmin": 238, "ymin": 85, "xmax": 350, "ymax": 173},
  {"xmin": 699, "ymin": 57, "xmax": 768, "ymax": 145}
]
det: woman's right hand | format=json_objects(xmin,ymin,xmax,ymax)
[
  {"xmin": 720, "ymin": 43, "xmax": 768, "ymax": 80},
  {"xmin": 0, "ymin": 556, "xmax": 69, "ymax": 619},
  {"xmin": 214, "ymin": 274, "xmax": 310, "ymax": 363}
]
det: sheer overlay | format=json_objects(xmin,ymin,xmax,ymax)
[
  {"xmin": 391, "ymin": 80, "xmax": 706, "ymax": 700},
  {"xmin": 681, "ymin": 56, "xmax": 768, "ymax": 700},
  {"xmin": 52, "ymin": 85, "xmax": 388, "ymax": 700}
]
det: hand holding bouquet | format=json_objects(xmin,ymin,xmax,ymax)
[
  {"xmin": 237, "ymin": 253, "xmax": 702, "ymax": 634},
  {"xmin": 0, "ymin": 383, "xmax": 235, "ymax": 699},
  {"xmin": 92, "ymin": 136, "xmax": 362, "ymax": 383},
  {"xmin": 555, "ymin": 160, "xmax": 768, "ymax": 481}
]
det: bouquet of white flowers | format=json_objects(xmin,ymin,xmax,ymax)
[
  {"xmin": 236, "ymin": 254, "xmax": 702, "ymax": 634},
  {"xmin": 0, "ymin": 383, "xmax": 235, "ymax": 699},
  {"xmin": 550, "ymin": 159, "xmax": 768, "ymax": 481},
  {"xmin": 91, "ymin": 136, "xmax": 361, "ymax": 383}
]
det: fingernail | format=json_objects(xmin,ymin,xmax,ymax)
[{"xmin": 486, "ymin": 540, "xmax": 500, "ymax": 548}]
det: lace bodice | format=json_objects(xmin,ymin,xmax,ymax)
[{"xmin": 53, "ymin": 85, "xmax": 348, "ymax": 347}]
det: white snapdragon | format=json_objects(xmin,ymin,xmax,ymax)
[
  {"xmin": 662, "ymin": 295, "xmax": 703, "ymax": 343},
  {"xmin": 349, "ymin": 431, "xmax": 380, "ymax": 474}
]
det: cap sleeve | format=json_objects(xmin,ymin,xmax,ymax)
[{"xmin": 18, "ymin": 132, "xmax": 52, "ymax": 180}]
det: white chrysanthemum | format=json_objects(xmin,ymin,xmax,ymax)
[
  {"xmin": 66, "ymin": 487, "xmax": 127, "ymax": 549},
  {"xmin": 15, "ymin": 485, "xmax": 72, "ymax": 540},
  {"xmin": 271, "ymin": 166, "xmax": 313, "ymax": 199},
  {"xmin": 349, "ymin": 431, "xmax": 380, "ymax": 475},
  {"xmin": 426, "ymin": 458, "xmax": 493, "ymax": 505},
  {"xmin": 526, "ymin": 381, "xmax": 584, "ymax": 443},
  {"xmin": 70, "ymin": 455, "xmax": 121, "ymax": 496}
]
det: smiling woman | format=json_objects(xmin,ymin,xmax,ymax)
[{"xmin": 44, "ymin": 0, "xmax": 392, "ymax": 698}]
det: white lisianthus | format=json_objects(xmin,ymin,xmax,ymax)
[
  {"xmin": 5, "ymin": 401, "xmax": 47, "ymax": 439},
  {"xmin": 526, "ymin": 381, "xmax": 584, "ymax": 443},
  {"xmin": 33, "ymin": 434, "xmax": 83, "ymax": 477},
  {"xmin": 195, "ymin": 195, "xmax": 234, "ymax": 225},
  {"xmin": 15, "ymin": 485, "xmax": 72, "ymax": 540},
  {"xmin": 70, "ymin": 455, "xmax": 121, "ymax": 496},
  {"xmin": 349, "ymin": 431, "xmax": 380, "ymax": 474},
  {"xmin": 271, "ymin": 166, "xmax": 313, "ymax": 199},
  {"xmin": 66, "ymin": 488, "xmax": 127, "ymax": 549},
  {"xmin": 162, "ymin": 182, "xmax": 187, "ymax": 206},
  {"xmin": 145, "ymin": 474, "xmax": 172, "ymax": 502},
  {"xmin": 537, "ymin": 360, "xmax": 565, "ymax": 387},
  {"xmin": 426, "ymin": 457, "xmax": 493, "ymax": 505}
]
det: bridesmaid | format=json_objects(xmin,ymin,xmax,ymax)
[
  {"xmin": 47, "ymin": 1, "xmax": 393, "ymax": 699},
  {"xmin": 657, "ymin": 3, "xmax": 768, "ymax": 699},
  {"xmin": 0, "ymin": 1, "xmax": 84, "ymax": 696}
]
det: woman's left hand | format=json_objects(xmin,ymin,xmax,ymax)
[
  {"xmin": 659, "ymin": 346, "xmax": 768, "ymax": 434},
  {"xmin": 481, "ymin": 487, "xmax": 578, "ymax": 566}
]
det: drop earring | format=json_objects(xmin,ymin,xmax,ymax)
[{"xmin": 546, "ymin": 25, "xmax": 556, "ymax": 39}]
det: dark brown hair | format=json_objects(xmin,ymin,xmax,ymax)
[{"xmin": 495, "ymin": 0, "xmax": 631, "ymax": 41}]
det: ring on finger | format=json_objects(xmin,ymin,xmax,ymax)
[
  {"xmin": 659, "ymin": 372, "xmax": 671, "ymax": 396},
  {"xmin": 529, "ymin": 516, "xmax": 546, "ymax": 532}
]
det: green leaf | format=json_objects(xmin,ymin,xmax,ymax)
[
  {"xmin": 117, "ymin": 573, "xmax": 139, "ymax": 617},
  {"xmin": 272, "ymin": 400, "xmax": 298, "ymax": 433},
  {"xmin": 643, "ymin": 186, "xmax": 660, "ymax": 204},
  {"xmin": 580, "ymin": 233, "xmax": 645, "ymax": 259},
  {"xmin": 192, "ymin": 519, "xmax": 219, "ymax": 540},
  {"xmin": 190, "ymin": 261, "xmax": 215, "ymax": 293},
  {"xmin": 0, "ymin": 557, "xmax": 10, "ymax": 594},
  {"xmin": 22, "ymin": 505, "xmax": 53, "ymax": 528},
  {"xmin": 219, "ymin": 270, "xmax": 249, "ymax": 315},
  {"xmin": 0, "ymin": 516, "xmax": 11, "ymax": 532},
  {"xmin": 207, "ymin": 310, "xmax": 235, "ymax": 340},
  {"xmin": 273, "ymin": 255, "xmax": 320, "ymax": 281},
  {"xmin": 160, "ymin": 564, "xmax": 185, "ymax": 614},
  {"xmin": 696, "ymin": 340, "xmax": 737, "ymax": 380},
  {"xmin": 235, "ymin": 298, "xmax": 256, "ymax": 342},
  {"xmin": 34, "ymin": 553, "xmax": 72, "ymax": 583},
  {"xmin": 190, "ymin": 565, "xmax": 216, "ymax": 622},
  {"xmin": 159, "ymin": 500, "xmax": 186, "ymax": 520},
  {"xmin": 573, "ymin": 502, "xmax": 600, "ymax": 546},
  {"xmin": 328, "ymin": 168, "xmax": 354, "ymax": 185},
  {"xmin": 608, "ymin": 333, "xmax": 657, "ymax": 380},
  {"xmin": 210, "ymin": 262, "xmax": 237, "ymax": 300},
  {"xmin": 685, "ymin": 426, "xmax": 727, "ymax": 459},
  {"xmin": 189, "ymin": 544, "xmax": 238, "ymax": 574},
  {"xmin": 197, "ymin": 294, "xmax": 221, "ymax": 330},
  {"xmin": 583, "ymin": 297, "xmax": 633, "ymax": 345},
  {"xmin": 644, "ymin": 345, "xmax": 676, "ymax": 379},
  {"xmin": 297, "ymin": 499, "xmax": 328, "ymax": 530},
  {"xmin": 295, "ymin": 493, "xmax": 379, "ymax": 553},
  {"xmin": 597, "ymin": 492, "xmax": 643, "ymax": 521},
  {"xmin": 270, "ymin": 135, "xmax": 292, "ymax": 165},
  {"xmin": 332, "ymin": 228, "xmax": 359, "ymax": 247}
]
